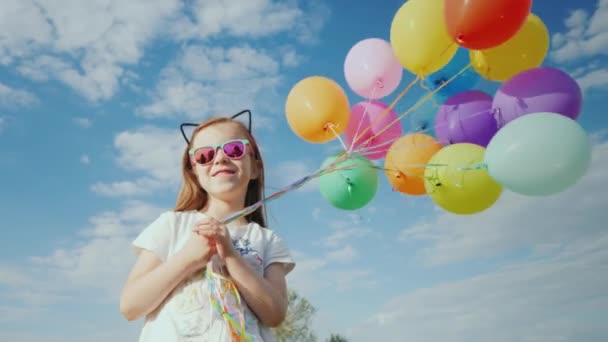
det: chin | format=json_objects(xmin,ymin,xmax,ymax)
[{"xmin": 206, "ymin": 182, "xmax": 248, "ymax": 200}]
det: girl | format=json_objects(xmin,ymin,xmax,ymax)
[{"xmin": 120, "ymin": 113, "xmax": 296, "ymax": 341}]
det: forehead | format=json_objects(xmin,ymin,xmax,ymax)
[{"xmin": 191, "ymin": 122, "xmax": 246, "ymax": 147}]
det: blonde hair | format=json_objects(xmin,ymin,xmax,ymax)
[{"xmin": 175, "ymin": 117, "xmax": 267, "ymax": 227}]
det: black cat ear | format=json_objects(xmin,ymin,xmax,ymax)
[
  {"xmin": 180, "ymin": 109, "xmax": 252, "ymax": 145},
  {"xmin": 180, "ymin": 123, "xmax": 198, "ymax": 144},
  {"xmin": 231, "ymin": 109, "xmax": 252, "ymax": 133}
]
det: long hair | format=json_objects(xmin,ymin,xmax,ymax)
[{"xmin": 174, "ymin": 117, "xmax": 267, "ymax": 227}]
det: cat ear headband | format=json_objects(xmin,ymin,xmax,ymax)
[{"xmin": 179, "ymin": 109, "xmax": 252, "ymax": 144}]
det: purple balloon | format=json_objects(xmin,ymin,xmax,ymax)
[
  {"xmin": 492, "ymin": 67, "xmax": 583, "ymax": 128},
  {"xmin": 434, "ymin": 90, "xmax": 499, "ymax": 147}
]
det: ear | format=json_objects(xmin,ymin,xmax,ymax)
[{"xmin": 250, "ymin": 158, "xmax": 262, "ymax": 180}]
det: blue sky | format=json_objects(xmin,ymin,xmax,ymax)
[{"xmin": 1, "ymin": 0, "xmax": 607, "ymax": 341}]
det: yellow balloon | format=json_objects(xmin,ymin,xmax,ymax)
[
  {"xmin": 470, "ymin": 13, "xmax": 549, "ymax": 82},
  {"xmin": 424, "ymin": 143, "xmax": 503, "ymax": 215},
  {"xmin": 390, "ymin": 0, "xmax": 458, "ymax": 77}
]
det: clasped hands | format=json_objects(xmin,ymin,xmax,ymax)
[{"xmin": 193, "ymin": 217, "xmax": 238, "ymax": 261}]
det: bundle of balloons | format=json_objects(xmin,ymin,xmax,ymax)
[{"xmin": 282, "ymin": 0, "xmax": 592, "ymax": 215}]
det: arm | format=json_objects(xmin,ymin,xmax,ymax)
[
  {"xmin": 224, "ymin": 256, "xmax": 288, "ymax": 327},
  {"xmin": 119, "ymin": 249, "xmax": 200, "ymax": 321}
]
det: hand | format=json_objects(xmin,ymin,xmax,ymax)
[
  {"xmin": 177, "ymin": 230, "xmax": 217, "ymax": 272},
  {"xmin": 193, "ymin": 217, "xmax": 237, "ymax": 261}
]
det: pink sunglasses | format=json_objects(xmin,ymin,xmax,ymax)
[{"xmin": 189, "ymin": 139, "xmax": 250, "ymax": 165}]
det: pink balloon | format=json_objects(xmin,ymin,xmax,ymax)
[
  {"xmin": 344, "ymin": 38, "xmax": 403, "ymax": 99},
  {"xmin": 344, "ymin": 100, "xmax": 403, "ymax": 160}
]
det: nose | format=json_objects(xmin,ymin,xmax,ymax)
[{"xmin": 213, "ymin": 147, "xmax": 229, "ymax": 164}]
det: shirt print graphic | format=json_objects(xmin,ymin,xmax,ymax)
[{"xmin": 232, "ymin": 237, "xmax": 264, "ymax": 271}]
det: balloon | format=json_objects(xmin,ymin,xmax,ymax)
[
  {"xmin": 485, "ymin": 112, "xmax": 591, "ymax": 196},
  {"xmin": 344, "ymin": 38, "xmax": 403, "ymax": 99},
  {"xmin": 422, "ymin": 47, "xmax": 481, "ymax": 100},
  {"xmin": 390, "ymin": 0, "xmax": 458, "ymax": 77},
  {"xmin": 424, "ymin": 143, "xmax": 503, "ymax": 214},
  {"xmin": 409, "ymin": 100, "xmax": 439, "ymax": 138},
  {"xmin": 343, "ymin": 100, "xmax": 403, "ymax": 160},
  {"xmin": 318, "ymin": 154, "xmax": 378, "ymax": 210},
  {"xmin": 445, "ymin": 0, "xmax": 533, "ymax": 50},
  {"xmin": 285, "ymin": 76, "xmax": 350, "ymax": 144},
  {"xmin": 384, "ymin": 133, "xmax": 443, "ymax": 195},
  {"xmin": 492, "ymin": 67, "xmax": 583, "ymax": 128},
  {"xmin": 470, "ymin": 14, "xmax": 549, "ymax": 82},
  {"xmin": 435, "ymin": 90, "xmax": 498, "ymax": 147}
]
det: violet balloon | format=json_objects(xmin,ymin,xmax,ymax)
[
  {"xmin": 344, "ymin": 38, "xmax": 403, "ymax": 99},
  {"xmin": 343, "ymin": 100, "xmax": 403, "ymax": 160},
  {"xmin": 435, "ymin": 90, "xmax": 499, "ymax": 147},
  {"xmin": 492, "ymin": 67, "xmax": 583, "ymax": 128}
]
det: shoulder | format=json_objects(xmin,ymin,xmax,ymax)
[
  {"xmin": 246, "ymin": 222, "xmax": 281, "ymax": 241},
  {"xmin": 139, "ymin": 210, "xmax": 204, "ymax": 234},
  {"xmin": 247, "ymin": 222, "xmax": 296, "ymax": 273}
]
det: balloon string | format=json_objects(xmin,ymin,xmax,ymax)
[
  {"xmin": 349, "ymin": 75, "xmax": 420, "ymax": 150},
  {"xmin": 360, "ymin": 63, "xmax": 472, "ymax": 148},
  {"xmin": 348, "ymin": 86, "xmax": 379, "ymax": 152},
  {"xmin": 325, "ymin": 123, "xmax": 349, "ymax": 151},
  {"xmin": 352, "ymin": 105, "xmax": 497, "ymax": 158},
  {"xmin": 418, "ymin": 80, "xmax": 441, "ymax": 108}
]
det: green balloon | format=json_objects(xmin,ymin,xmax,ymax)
[
  {"xmin": 485, "ymin": 112, "xmax": 591, "ymax": 196},
  {"xmin": 318, "ymin": 154, "xmax": 378, "ymax": 210}
]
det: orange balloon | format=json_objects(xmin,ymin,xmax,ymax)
[
  {"xmin": 384, "ymin": 133, "xmax": 443, "ymax": 195},
  {"xmin": 285, "ymin": 76, "xmax": 350, "ymax": 144}
]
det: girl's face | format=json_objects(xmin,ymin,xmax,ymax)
[{"xmin": 189, "ymin": 122, "xmax": 259, "ymax": 202}]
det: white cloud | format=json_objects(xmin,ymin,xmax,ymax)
[
  {"xmin": 80, "ymin": 154, "xmax": 90, "ymax": 165},
  {"xmin": 341, "ymin": 140, "xmax": 608, "ymax": 341},
  {"xmin": 268, "ymin": 160, "xmax": 319, "ymax": 193},
  {"xmin": 171, "ymin": 0, "xmax": 330, "ymax": 44},
  {"xmin": 399, "ymin": 140, "xmax": 608, "ymax": 266},
  {"xmin": 2, "ymin": 0, "xmax": 183, "ymax": 101},
  {"xmin": 2, "ymin": 0, "xmax": 329, "ymax": 103},
  {"xmin": 73, "ymin": 117, "xmax": 93, "ymax": 128},
  {"xmin": 91, "ymin": 177, "xmax": 166, "ymax": 197},
  {"xmin": 0, "ymin": 200, "xmax": 167, "ymax": 312},
  {"xmin": 113, "ymin": 125, "xmax": 184, "ymax": 182},
  {"xmin": 327, "ymin": 245, "xmax": 357, "ymax": 263},
  {"xmin": 288, "ymin": 250, "xmax": 374, "ymax": 299},
  {"xmin": 574, "ymin": 67, "xmax": 608, "ymax": 92},
  {"xmin": 551, "ymin": 0, "xmax": 608, "ymax": 92},
  {"xmin": 0, "ymin": 82, "xmax": 37, "ymax": 107},
  {"xmin": 347, "ymin": 235, "xmax": 608, "ymax": 342},
  {"xmin": 92, "ymin": 125, "xmax": 184, "ymax": 198},
  {"xmin": 136, "ymin": 44, "xmax": 286, "ymax": 125}
]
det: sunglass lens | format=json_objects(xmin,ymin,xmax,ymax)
[
  {"xmin": 223, "ymin": 141, "xmax": 245, "ymax": 159},
  {"xmin": 195, "ymin": 147, "xmax": 215, "ymax": 164}
]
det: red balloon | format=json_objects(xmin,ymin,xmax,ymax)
[{"xmin": 445, "ymin": 0, "xmax": 533, "ymax": 50}]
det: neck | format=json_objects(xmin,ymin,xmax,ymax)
[{"xmin": 202, "ymin": 196, "xmax": 249, "ymax": 226}]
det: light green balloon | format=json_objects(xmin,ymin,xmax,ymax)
[
  {"xmin": 318, "ymin": 154, "xmax": 378, "ymax": 210},
  {"xmin": 485, "ymin": 112, "xmax": 591, "ymax": 196}
]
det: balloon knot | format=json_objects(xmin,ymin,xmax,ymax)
[{"xmin": 375, "ymin": 79, "xmax": 384, "ymax": 89}]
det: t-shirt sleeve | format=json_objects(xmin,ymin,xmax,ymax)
[
  {"xmin": 264, "ymin": 231, "xmax": 296, "ymax": 275},
  {"xmin": 132, "ymin": 211, "xmax": 173, "ymax": 262}
]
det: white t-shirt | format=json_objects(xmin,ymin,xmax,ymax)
[{"xmin": 131, "ymin": 210, "xmax": 296, "ymax": 342}]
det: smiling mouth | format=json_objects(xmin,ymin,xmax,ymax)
[{"xmin": 213, "ymin": 170, "xmax": 236, "ymax": 176}]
